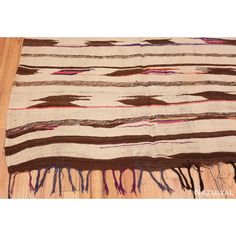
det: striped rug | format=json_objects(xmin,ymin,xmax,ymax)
[{"xmin": 5, "ymin": 37, "xmax": 236, "ymax": 198}]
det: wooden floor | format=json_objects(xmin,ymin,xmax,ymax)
[{"xmin": 0, "ymin": 38, "xmax": 236, "ymax": 198}]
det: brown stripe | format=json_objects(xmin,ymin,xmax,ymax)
[
  {"xmin": 13, "ymin": 80, "xmax": 236, "ymax": 88},
  {"xmin": 19, "ymin": 63, "xmax": 236, "ymax": 70},
  {"xmin": 21, "ymin": 53, "xmax": 236, "ymax": 59},
  {"xmin": 7, "ymin": 152, "xmax": 236, "ymax": 174},
  {"xmin": 5, "ymin": 131, "xmax": 236, "ymax": 156},
  {"xmin": 23, "ymin": 39, "xmax": 59, "ymax": 47},
  {"xmin": 6, "ymin": 112, "xmax": 236, "ymax": 139}
]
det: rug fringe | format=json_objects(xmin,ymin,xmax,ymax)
[
  {"xmin": 130, "ymin": 169, "xmax": 137, "ymax": 195},
  {"xmin": 137, "ymin": 170, "xmax": 143, "ymax": 193},
  {"xmin": 28, "ymin": 171, "xmax": 35, "ymax": 192},
  {"xmin": 148, "ymin": 171, "xmax": 167, "ymax": 192},
  {"xmin": 171, "ymin": 168, "xmax": 186, "ymax": 190},
  {"xmin": 77, "ymin": 170, "xmax": 84, "ymax": 193},
  {"xmin": 196, "ymin": 166, "xmax": 204, "ymax": 192},
  {"xmin": 102, "ymin": 170, "xmax": 109, "ymax": 195},
  {"xmin": 119, "ymin": 170, "xmax": 126, "ymax": 195},
  {"xmin": 67, "ymin": 168, "xmax": 76, "ymax": 192},
  {"xmin": 187, "ymin": 167, "xmax": 196, "ymax": 198},
  {"xmin": 160, "ymin": 171, "xmax": 174, "ymax": 194},
  {"xmin": 178, "ymin": 168, "xmax": 191, "ymax": 190},
  {"xmin": 85, "ymin": 170, "xmax": 91, "ymax": 192},
  {"xmin": 51, "ymin": 167, "xmax": 58, "ymax": 195},
  {"xmin": 7, "ymin": 163, "xmax": 236, "ymax": 198},
  {"xmin": 112, "ymin": 170, "xmax": 120, "ymax": 192}
]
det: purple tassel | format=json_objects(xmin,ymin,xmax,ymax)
[
  {"xmin": 67, "ymin": 168, "xmax": 76, "ymax": 192},
  {"xmin": 149, "ymin": 171, "xmax": 167, "ymax": 192},
  {"xmin": 85, "ymin": 170, "xmax": 91, "ymax": 192},
  {"xmin": 78, "ymin": 170, "xmax": 85, "ymax": 193},
  {"xmin": 102, "ymin": 170, "xmax": 109, "ymax": 195},
  {"xmin": 35, "ymin": 168, "xmax": 50, "ymax": 194},
  {"xmin": 28, "ymin": 171, "xmax": 35, "ymax": 192},
  {"xmin": 51, "ymin": 168, "xmax": 58, "ymax": 195},
  {"xmin": 130, "ymin": 169, "xmax": 137, "ymax": 195},
  {"xmin": 160, "ymin": 171, "xmax": 174, "ymax": 194},
  {"xmin": 34, "ymin": 169, "xmax": 41, "ymax": 195},
  {"xmin": 137, "ymin": 170, "xmax": 143, "ymax": 193},
  {"xmin": 119, "ymin": 170, "xmax": 126, "ymax": 195},
  {"xmin": 58, "ymin": 168, "xmax": 63, "ymax": 196},
  {"xmin": 112, "ymin": 170, "xmax": 120, "ymax": 192}
]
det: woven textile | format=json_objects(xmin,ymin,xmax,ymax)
[{"xmin": 5, "ymin": 38, "xmax": 236, "ymax": 197}]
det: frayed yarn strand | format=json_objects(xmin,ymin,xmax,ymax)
[
  {"xmin": 187, "ymin": 167, "xmax": 196, "ymax": 199},
  {"xmin": 178, "ymin": 168, "xmax": 191, "ymax": 190},
  {"xmin": 28, "ymin": 171, "xmax": 35, "ymax": 192},
  {"xmin": 78, "ymin": 170, "xmax": 84, "ymax": 193},
  {"xmin": 102, "ymin": 170, "xmax": 109, "ymax": 195},
  {"xmin": 160, "ymin": 171, "xmax": 174, "ymax": 194},
  {"xmin": 112, "ymin": 170, "xmax": 120, "ymax": 192},
  {"xmin": 51, "ymin": 167, "xmax": 58, "ymax": 195},
  {"xmin": 85, "ymin": 170, "xmax": 91, "ymax": 192},
  {"xmin": 149, "ymin": 171, "xmax": 166, "ymax": 192},
  {"xmin": 34, "ymin": 169, "xmax": 41, "ymax": 195},
  {"xmin": 38, "ymin": 168, "xmax": 50, "ymax": 189},
  {"xmin": 137, "ymin": 170, "xmax": 144, "ymax": 193},
  {"xmin": 119, "ymin": 170, "xmax": 126, "ymax": 195},
  {"xmin": 171, "ymin": 168, "xmax": 186, "ymax": 190},
  {"xmin": 35, "ymin": 168, "xmax": 50, "ymax": 194},
  {"xmin": 67, "ymin": 168, "xmax": 76, "ymax": 192},
  {"xmin": 58, "ymin": 168, "xmax": 63, "ymax": 196},
  {"xmin": 130, "ymin": 169, "xmax": 137, "ymax": 195},
  {"xmin": 8, "ymin": 173, "xmax": 17, "ymax": 199},
  {"xmin": 8, "ymin": 174, "xmax": 12, "ymax": 199},
  {"xmin": 196, "ymin": 166, "xmax": 204, "ymax": 192}
]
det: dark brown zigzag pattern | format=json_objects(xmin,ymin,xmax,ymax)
[
  {"xmin": 28, "ymin": 95, "xmax": 90, "ymax": 108},
  {"xmin": 85, "ymin": 40, "xmax": 120, "ymax": 47},
  {"xmin": 118, "ymin": 92, "xmax": 236, "ymax": 106},
  {"xmin": 143, "ymin": 39, "xmax": 175, "ymax": 45}
]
